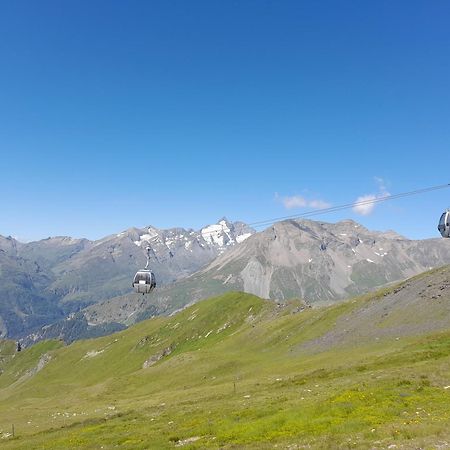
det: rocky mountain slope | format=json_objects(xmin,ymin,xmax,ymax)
[
  {"xmin": 0, "ymin": 219, "xmax": 254, "ymax": 339},
  {"xmin": 1, "ymin": 267, "xmax": 450, "ymax": 448}
]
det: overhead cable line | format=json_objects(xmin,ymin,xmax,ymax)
[
  {"xmin": 245, "ymin": 183, "xmax": 450, "ymax": 230},
  {"xmin": 196, "ymin": 183, "xmax": 450, "ymax": 237},
  {"xmin": 139, "ymin": 183, "xmax": 449, "ymax": 239}
]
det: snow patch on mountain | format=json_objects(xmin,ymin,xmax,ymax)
[
  {"xmin": 236, "ymin": 233, "xmax": 252, "ymax": 243},
  {"xmin": 201, "ymin": 221, "xmax": 232, "ymax": 247},
  {"xmin": 130, "ymin": 218, "xmax": 255, "ymax": 258},
  {"xmin": 200, "ymin": 219, "xmax": 254, "ymax": 253}
]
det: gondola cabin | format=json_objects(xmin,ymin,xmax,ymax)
[
  {"xmin": 438, "ymin": 210, "xmax": 450, "ymax": 238},
  {"xmin": 133, "ymin": 269, "xmax": 156, "ymax": 294}
]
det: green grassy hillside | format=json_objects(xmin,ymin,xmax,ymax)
[{"xmin": 1, "ymin": 267, "xmax": 450, "ymax": 449}]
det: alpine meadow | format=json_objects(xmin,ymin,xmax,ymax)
[{"xmin": 1, "ymin": 1, "xmax": 450, "ymax": 449}]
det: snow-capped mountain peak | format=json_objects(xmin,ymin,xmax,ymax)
[
  {"xmin": 127, "ymin": 218, "xmax": 255, "ymax": 256},
  {"xmin": 200, "ymin": 218, "xmax": 253, "ymax": 253}
]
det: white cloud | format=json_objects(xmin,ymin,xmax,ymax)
[
  {"xmin": 282, "ymin": 195, "xmax": 307, "ymax": 209},
  {"xmin": 309, "ymin": 199, "xmax": 331, "ymax": 209},
  {"xmin": 352, "ymin": 194, "xmax": 377, "ymax": 216},
  {"xmin": 352, "ymin": 177, "xmax": 391, "ymax": 216},
  {"xmin": 374, "ymin": 176, "xmax": 390, "ymax": 196},
  {"xmin": 281, "ymin": 195, "xmax": 331, "ymax": 210}
]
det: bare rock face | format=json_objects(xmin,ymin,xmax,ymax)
[
  {"xmin": 19, "ymin": 353, "xmax": 52, "ymax": 383},
  {"xmin": 241, "ymin": 258, "xmax": 273, "ymax": 298},
  {"xmin": 142, "ymin": 346, "xmax": 172, "ymax": 369}
]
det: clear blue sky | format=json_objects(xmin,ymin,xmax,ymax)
[{"xmin": 1, "ymin": 1, "xmax": 449, "ymax": 241}]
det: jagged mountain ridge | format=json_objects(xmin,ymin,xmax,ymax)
[{"xmin": 0, "ymin": 219, "xmax": 254, "ymax": 339}]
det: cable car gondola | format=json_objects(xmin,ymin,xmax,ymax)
[
  {"xmin": 438, "ymin": 210, "xmax": 450, "ymax": 238},
  {"xmin": 132, "ymin": 246, "xmax": 156, "ymax": 294}
]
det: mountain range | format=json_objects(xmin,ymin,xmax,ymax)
[{"xmin": 1, "ymin": 217, "xmax": 450, "ymax": 343}]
